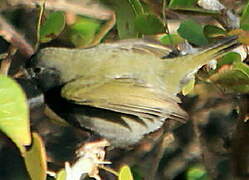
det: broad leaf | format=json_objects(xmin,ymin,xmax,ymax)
[
  {"xmin": 119, "ymin": 165, "xmax": 134, "ymax": 180},
  {"xmin": 70, "ymin": 17, "xmax": 101, "ymax": 47},
  {"xmin": 40, "ymin": 11, "xmax": 65, "ymax": 43},
  {"xmin": 217, "ymin": 52, "xmax": 241, "ymax": 69},
  {"xmin": 0, "ymin": 75, "xmax": 30, "ymax": 153},
  {"xmin": 160, "ymin": 33, "xmax": 184, "ymax": 45},
  {"xmin": 177, "ymin": 20, "xmax": 208, "ymax": 46},
  {"xmin": 187, "ymin": 165, "xmax": 209, "ymax": 180},
  {"xmin": 24, "ymin": 133, "xmax": 47, "ymax": 180},
  {"xmin": 203, "ymin": 25, "xmax": 226, "ymax": 39},
  {"xmin": 134, "ymin": 14, "xmax": 164, "ymax": 35}
]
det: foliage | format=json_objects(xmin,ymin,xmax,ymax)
[
  {"xmin": 0, "ymin": 0, "xmax": 249, "ymax": 180},
  {"xmin": 0, "ymin": 75, "xmax": 30, "ymax": 153}
]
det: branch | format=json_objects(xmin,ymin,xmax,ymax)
[
  {"xmin": 0, "ymin": 15, "xmax": 34, "ymax": 57},
  {"xmin": 2, "ymin": 0, "xmax": 113, "ymax": 20}
]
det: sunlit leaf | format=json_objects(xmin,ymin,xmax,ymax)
[
  {"xmin": 56, "ymin": 169, "xmax": 66, "ymax": 180},
  {"xmin": 0, "ymin": 75, "xmax": 30, "ymax": 153},
  {"xmin": 134, "ymin": 14, "xmax": 164, "ymax": 35},
  {"xmin": 40, "ymin": 11, "xmax": 65, "ymax": 43},
  {"xmin": 160, "ymin": 33, "xmax": 185, "ymax": 45},
  {"xmin": 24, "ymin": 133, "xmax": 47, "ymax": 180},
  {"xmin": 187, "ymin": 165, "xmax": 209, "ymax": 180},
  {"xmin": 118, "ymin": 165, "xmax": 134, "ymax": 180},
  {"xmin": 70, "ymin": 17, "xmax": 101, "ymax": 47},
  {"xmin": 182, "ymin": 78, "xmax": 195, "ymax": 95},
  {"xmin": 217, "ymin": 52, "xmax": 241, "ymax": 69},
  {"xmin": 177, "ymin": 20, "xmax": 208, "ymax": 46}
]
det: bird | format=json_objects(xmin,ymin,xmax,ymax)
[{"xmin": 27, "ymin": 36, "xmax": 239, "ymax": 147}]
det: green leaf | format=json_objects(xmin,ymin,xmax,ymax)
[
  {"xmin": 210, "ymin": 62, "xmax": 249, "ymax": 93},
  {"xmin": 160, "ymin": 33, "xmax": 185, "ymax": 45},
  {"xmin": 203, "ymin": 25, "xmax": 226, "ymax": 39},
  {"xmin": 70, "ymin": 17, "xmax": 101, "ymax": 47},
  {"xmin": 119, "ymin": 165, "xmax": 134, "ymax": 180},
  {"xmin": 240, "ymin": 24, "xmax": 249, "ymax": 31},
  {"xmin": 24, "ymin": 133, "xmax": 47, "ymax": 180},
  {"xmin": 217, "ymin": 52, "xmax": 241, "ymax": 69},
  {"xmin": 134, "ymin": 14, "xmax": 164, "ymax": 35},
  {"xmin": 177, "ymin": 20, "xmax": 208, "ymax": 46},
  {"xmin": 128, "ymin": 0, "xmax": 144, "ymax": 15},
  {"xmin": 102, "ymin": 0, "xmax": 139, "ymax": 39},
  {"xmin": 182, "ymin": 78, "xmax": 195, "ymax": 95},
  {"xmin": 168, "ymin": 0, "xmax": 198, "ymax": 8},
  {"xmin": 187, "ymin": 166, "xmax": 209, "ymax": 180},
  {"xmin": 40, "ymin": 11, "xmax": 65, "ymax": 43},
  {"xmin": 56, "ymin": 169, "xmax": 66, "ymax": 180},
  {"xmin": 0, "ymin": 75, "xmax": 30, "ymax": 153},
  {"xmin": 240, "ymin": 2, "xmax": 249, "ymax": 29},
  {"xmin": 234, "ymin": 61, "xmax": 249, "ymax": 75}
]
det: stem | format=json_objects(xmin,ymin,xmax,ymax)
[{"xmin": 35, "ymin": 0, "xmax": 46, "ymax": 51}]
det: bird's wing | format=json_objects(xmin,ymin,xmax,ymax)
[
  {"xmin": 61, "ymin": 76, "xmax": 188, "ymax": 125},
  {"xmin": 97, "ymin": 39, "xmax": 172, "ymax": 57}
]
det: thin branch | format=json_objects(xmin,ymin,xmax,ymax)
[
  {"xmin": 2, "ymin": 0, "xmax": 113, "ymax": 21},
  {"xmin": 0, "ymin": 46, "xmax": 17, "ymax": 75},
  {"xmin": 0, "ymin": 15, "xmax": 34, "ymax": 57},
  {"xmin": 231, "ymin": 94, "xmax": 249, "ymax": 179},
  {"xmin": 35, "ymin": 0, "xmax": 46, "ymax": 51}
]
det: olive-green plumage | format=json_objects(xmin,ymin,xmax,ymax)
[{"xmin": 30, "ymin": 36, "xmax": 238, "ymax": 147}]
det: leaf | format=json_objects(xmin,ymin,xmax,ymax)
[
  {"xmin": 102, "ymin": 0, "xmax": 139, "ymax": 39},
  {"xmin": 210, "ymin": 62, "xmax": 249, "ymax": 93},
  {"xmin": 234, "ymin": 61, "xmax": 249, "ymax": 75},
  {"xmin": 56, "ymin": 169, "xmax": 66, "ymax": 180},
  {"xmin": 118, "ymin": 165, "xmax": 134, "ymax": 180},
  {"xmin": 182, "ymin": 78, "xmax": 195, "ymax": 95},
  {"xmin": 40, "ymin": 11, "xmax": 65, "ymax": 43},
  {"xmin": 187, "ymin": 165, "xmax": 209, "ymax": 180},
  {"xmin": 134, "ymin": 14, "xmax": 164, "ymax": 35},
  {"xmin": 0, "ymin": 75, "xmax": 30, "ymax": 153},
  {"xmin": 240, "ymin": 2, "xmax": 249, "ymax": 29},
  {"xmin": 203, "ymin": 25, "xmax": 226, "ymax": 39},
  {"xmin": 70, "ymin": 17, "xmax": 101, "ymax": 47},
  {"xmin": 160, "ymin": 33, "xmax": 185, "ymax": 45},
  {"xmin": 217, "ymin": 52, "xmax": 241, "ymax": 69},
  {"xmin": 24, "ymin": 133, "xmax": 47, "ymax": 180},
  {"xmin": 177, "ymin": 20, "xmax": 208, "ymax": 46},
  {"xmin": 168, "ymin": 0, "xmax": 198, "ymax": 8},
  {"xmin": 128, "ymin": 0, "xmax": 144, "ymax": 15}
]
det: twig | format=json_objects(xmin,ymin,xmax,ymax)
[
  {"xmin": 2, "ymin": 0, "xmax": 113, "ymax": 21},
  {"xmin": 35, "ymin": 0, "xmax": 46, "ymax": 51},
  {"xmin": 231, "ymin": 94, "xmax": 249, "ymax": 179},
  {"xmin": 147, "ymin": 132, "xmax": 174, "ymax": 180},
  {"xmin": 0, "ymin": 15, "xmax": 34, "ymax": 57},
  {"xmin": 84, "ymin": 12, "xmax": 116, "ymax": 48},
  {"xmin": 0, "ymin": 46, "xmax": 17, "ymax": 75}
]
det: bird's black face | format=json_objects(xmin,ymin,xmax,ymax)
[{"xmin": 26, "ymin": 55, "xmax": 62, "ymax": 92}]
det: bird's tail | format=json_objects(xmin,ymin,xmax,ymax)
[{"xmin": 163, "ymin": 36, "xmax": 240, "ymax": 95}]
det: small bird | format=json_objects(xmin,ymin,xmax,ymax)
[{"xmin": 28, "ymin": 36, "xmax": 239, "ymax": 147}]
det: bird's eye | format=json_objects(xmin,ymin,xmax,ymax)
[{"xmin": 33, "ymin": 67, "xmax": 43, "ymax": 74}]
